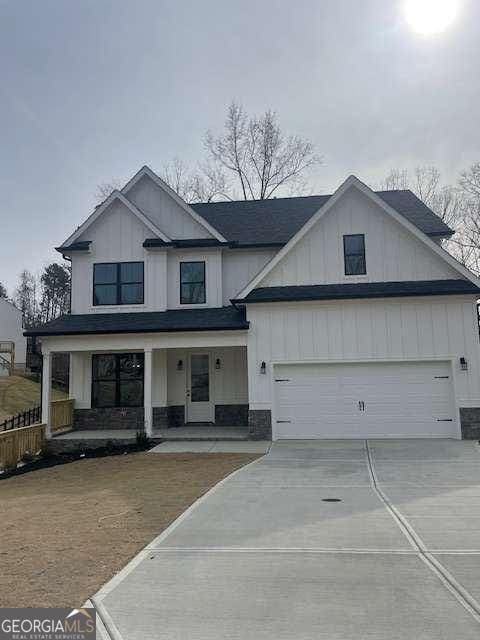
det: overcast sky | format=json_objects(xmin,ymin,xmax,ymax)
[{"xmin": 1, "ymin": 0, "xmax": 479, "ymax": 293}]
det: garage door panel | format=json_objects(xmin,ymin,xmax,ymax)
[{"xmin": 274, "ymin": 362, "xmax": 456, "ymax": 439}]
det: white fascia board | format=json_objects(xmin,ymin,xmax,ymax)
[
  {"xmin": 60, "ymin": 190, "xmax": 171, "ymax": 247},
  {"xmin": 121, "ymin": 165, "xmax": 227, "ymax": 242},
  {"xmin": 236, "ymin": 175, "xmax": 480, "ymax": 300}
]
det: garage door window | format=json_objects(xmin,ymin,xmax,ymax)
[{"xmin": 343, "ymin": 234, "xmax": 366, "ymax": 275}]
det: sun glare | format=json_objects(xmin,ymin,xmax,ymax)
[{"xmin": 404, "ymin": 0, "xmax": 459, "ymax": 35}]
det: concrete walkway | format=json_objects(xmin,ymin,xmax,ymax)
[{"xmin": 93, "ymin": 439, "xmax": 480, "ymax": 639}]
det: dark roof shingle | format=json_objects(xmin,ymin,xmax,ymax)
[
  {"xmin": 25, "ymin": 307, "xmax": 248, "ymax": 337},
  {"xmin": 191, "ymin": 190, "xmax": 453, "ymax": 246},
  {"xmin": 235, "ymin": 280, "xmax": 480, "ymax": 304}
]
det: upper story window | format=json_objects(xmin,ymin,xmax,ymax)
[
  {"xmin": 93, "ymin": 262, "xmax": 144, "ymax": 306},
  {"xmin": 180, "ymin": 261, "xmax": 206, "ymax": 304},
  {"xmin": 343, "ymin": 234, "xmax": 366, "ymax": 276}
]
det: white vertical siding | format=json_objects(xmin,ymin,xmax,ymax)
[
  {"xmin": 222, "ymin": 249, "xmax": 277, "ymax": 304},
  {"xmin": 247, "ymin": 296, "xmax": 480, "ymax": 411},
  {"xmin": 167, "ymin": 346, "xmax": 248, "ymax": 406},
  {"xmin": 0, "ymin": 299, "xmax": 26, "ymax": 369},
  {"xmin": 69, "ymin": 352, "xmax": 91, "ymax": 408},
  {"xmin": 261, "ymin": 187, "xmax": 460, "ymax": 287},
  {"xmin": 126, "ymin": 174, "xmax": 212, "ymax": 239},
  {"xmin": 69, "ymin": 346, "xmax": 247, "ymax": 409}
]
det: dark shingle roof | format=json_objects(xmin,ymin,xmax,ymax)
[
  {"xmin": 25, "ymin": 307, "xmax": 248, "ymax": 337},
  {"xmin": 234, "ymin": 280, "xmax": 480, "ymax": 304},
  {"xmin": 191, "ymin": 190, "xmax": 453, "ymax": 246}
]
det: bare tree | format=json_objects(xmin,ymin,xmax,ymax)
[
  {"xmin": 380, "ymin": 165, "xmax": 480, "ymax": 273},
  {"xmin": 0, "ymin": 282, "xmax": 7, "ymax": 298},
  {"xmin": 95, "ymin": 102, "xmax": 320, "ymax": 203},
  {"xmin": 14, "ymin": 270, "xmax": 38, "ymax": 328},
  {"xmin": 454, "ymin": 163, "xmax": 480, "ymax": 274},
  {"xmin": 95, "ymin": 179, "xmax": 123, "ymax": 203},
  {"xmin": 380, "ymin": 165, "xmax": 464, "ymax": 229},
  {"xmin": 205, "ymin": 102, "xmax": 321, "ymax": 200}
]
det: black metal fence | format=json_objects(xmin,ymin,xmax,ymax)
[{"xmin": 0, "ymin": 406, "xmax": 41, "ymax": 432}]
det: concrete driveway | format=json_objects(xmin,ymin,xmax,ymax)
[{"xmin": 94, "ymin": 439, "xmax": 480, "ymax": 639}]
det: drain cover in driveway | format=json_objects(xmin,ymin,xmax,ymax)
[{"xmin": 322, "ymin": 498, "xmax": 342, "ymax": 502}]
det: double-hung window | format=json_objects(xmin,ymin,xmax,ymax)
[
  {"xmin": 93, "ymin": 262, "xmax": 144, "ymax": 306},
  {"xmin": 180, "ymin": 261, "xmax": 206, "ymax": 304},
  {"xmin": 343, "ymin": 234, "xmax": 366, "ymax": 276},
  {"xmin": 91, "ymin": 353, "xmax": 144, "ymax": 408}
]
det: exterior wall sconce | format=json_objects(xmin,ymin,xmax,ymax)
[
  {"xmin": 215, "ymin": 358, "xmax": 221, "ymax": 370},
  {"xmin": 177, "ymin": 359, "xmax": 183, "ymax": 371},
  {"xmin": 260, "ymin": 361, "xmax": 266, "ymax": 374},
  {"xmin": 460, "ymin": 357, "xmax": 468, "ymax": 371}
]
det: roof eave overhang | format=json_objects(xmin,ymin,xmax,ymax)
[
  {"xmin": 24, "ymin": 324, "xmax": 249, "ymax": 338},
  {"xmin": 232, "ymin": 289, "xmax": 480, "ymax": 305}
]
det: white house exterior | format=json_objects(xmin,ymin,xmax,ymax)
[
  {"xmin": 0, "ymin": 298, "xmax": 27, "ymax": 376},
  {"xmin": 27, "ymin": 167, "xmax": 480, "ymax": 440}
]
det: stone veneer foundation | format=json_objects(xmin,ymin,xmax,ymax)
[
  {"xmin": 73, "ymin": 407, "xmax": 144, "ymax": 431},
  {"xmin": 460, "ymin": 408, "xmax": 480, "ymax": 439},
  {"xmin": 248, "ymin": 409, "xmax": 272, "ymax": 440},
  {"xmin": 73, "ymin": 404, "xmax": 260, "ymax": 433}
]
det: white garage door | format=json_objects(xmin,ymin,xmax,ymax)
[{"xmin": 273, "ymin": 361, "xmax": 457, "ymax": 439}]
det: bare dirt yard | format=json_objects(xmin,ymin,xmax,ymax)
[
  {"xmin": 0, "ymin": 452, "xmax": 258, "ymax": 607},
  {"xmin": 0, "ymin": 375, "xmax": 67, "ymax": 422}
]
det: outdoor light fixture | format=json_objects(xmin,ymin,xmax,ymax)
[
  {"xmin": 260, "ymin": 361, "xmax": 266, "ymax": 374},
  {"xmin": 177, "ymin": 359, "xmax": 183, "ymax": 371},
  {"xmin": 460, "ymin": 357, "xmax": 468, "ymax": 371},
  {"xmin": 215, "ymin": 358, "xmax": 221, "ymax": 370}
]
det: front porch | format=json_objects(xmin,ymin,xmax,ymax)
[
  {"xmin": 40, "ymin": 328, "xmax": 268, "ymax": 441},
  {"xmin": 53, "ymin": 425, "xmax": 249, "ymax": 442}
]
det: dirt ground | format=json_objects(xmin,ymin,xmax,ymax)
[
  {"xmin": 0, "ymin": 452, "xmax": 258, "ymax": 607},
  {"xmin": 0, "ymin": 375, "xmax": 67, "ymax": 422}
]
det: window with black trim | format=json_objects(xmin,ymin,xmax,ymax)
[
  {"xmin": 91, "ymin": 353, "xmax": 144, "ymax": 408},
  {"xmin": 343, "ymin": 234, "xmax": 366, "ymax": 275},
  {"xmin": 93, "ymin": 262, "xmax": 144, "ymax": 306},
  {"xmin": 180, "ymin": 261, "xmax": 206, "ymax": 304}
]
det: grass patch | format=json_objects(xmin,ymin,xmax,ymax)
[
  {"xmin": 0, "ymin": 376, "xmax": 67, "ymax": 422},
  {"xmin": 0, "ymin": 452, "xmax": 258, "ymax": 607}
]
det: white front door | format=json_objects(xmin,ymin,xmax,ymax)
[
  {"xmin": 274, "ymin": 361, "xmax": 457, "ymax": 439},
  {"xmin": 186, "ymin": 353, "xmax": 214, "ymax": 423}
]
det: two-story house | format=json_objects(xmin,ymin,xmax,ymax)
[{"xmin": 27, "ymin": 167, "xmax": 480, "ymax": 440}]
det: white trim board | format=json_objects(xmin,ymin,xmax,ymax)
[
  {"xmin": 235, "ymin": 175, "xmax": 480, "ymax": 300},
  {"xmin": 61, "ymin": 190, "xmax": 171, "ymax": 248}
]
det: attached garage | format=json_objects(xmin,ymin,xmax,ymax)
[{"xmin": 273, "ymin": 361, "xmax": 457, "ymax": 439}]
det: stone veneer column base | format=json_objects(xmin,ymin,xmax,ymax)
[
  {"xmin": 215, "ymin": 404, "xmax": 248, "ymax": 426},
  {"xmin": 73, "ymin": 407, "xmax": 145, "ymax": 431},
  {"xmin": 248, "ymin": 409, "xmax": 272, "ymax": 440},
  {"xmin": 152, "ymin": 407, "xmax": 168, "ymax": 429},
  {"xmin": 460, "ymin": 408, "xmax": 480, "ymax": 439}
]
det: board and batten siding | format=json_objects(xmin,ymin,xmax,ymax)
[
  {"xmin": 69, "ymin": 346, "xmax": 248, "ymax": 409},
  {"xmin": 261, "ymin": 187, "xmax": 459, "ymax": 287},
  {"xmin": 166, "ymin": 346, "xmax": 248, "ymax": 406},
  {"xmin": 246, "ymin": 296, "xmax": 480, "ymax": 412},
  {"xmin": 222, "ymin": 249, "xmax": 278, "ymax": 304},
  {"xmin": 71, "ymin": 199, "xmax": 168, "ymax": 314},
  {"xmin": 126, "ymin": 174, "xmax": 213, "ymax": 240}
]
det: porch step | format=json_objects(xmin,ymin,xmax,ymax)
[{"xmin": 152, "ymin": 426, "xmax": 249, "ymax": 441}]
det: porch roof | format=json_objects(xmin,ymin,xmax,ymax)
[{"xmin": 25, "ymin": 306, "xmax": 248, "ymax": 337}]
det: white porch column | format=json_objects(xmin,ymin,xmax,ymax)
[
  {"xmin": 42, "ymin": 350, "xmax": 52, "ymax": 439},
  {"xmin": 144, "ymin": 349, "xmax": 153, "ymax": 437}
]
